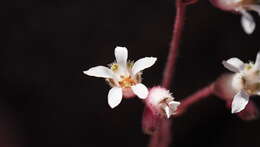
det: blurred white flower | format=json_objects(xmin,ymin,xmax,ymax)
[
  {"xmin": 83, "ymin": 46, "xmax": 157, "ymax": 108},
  {"xmin": 211, "ymin": 0, "xmax": 260, "ymax": 34},
  {"xmin": 222, "ymin": 52, "xmax": 260, "ymax": 113},
  {"xmin": 145, "ymin": 86, "xmax": 180, "ymax": 118}
]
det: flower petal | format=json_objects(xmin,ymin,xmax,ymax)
[
  {"xmin": 114, "ymin": 46, "xmax": 128, "ymax": 67},
  {"xmin": 247, "ymin": 5, "xmax": 260, "ymax": 16},
  {"xmin": 168, "ymin": 101, "xmax": 180, "ymax": 112},
  {"xmin": 254, "ymin": 52, "xmax": 260, "ymax": 70},
  {"xmin": 240, "ymin": 9, "xmax": 256, "ymax": 34},
  {"xmin": 222, "ymin": 58, "xmax": 244, "ymax": 73},
  {"xmin": 131, "ymin": 83, "xmax": 149, "ymax": 99},
  {"xmin": 132, "ymin": 57, "xmax": 157, "ymax": 75},
  {"xmin": 163, "ymin": 105, "xmax": 171, "ymax": 119},
  {"xmin": 231, "ymin": 90, "xmax": 250, "ymax": 113},
  {"xmin": 83, "ymin": 66, "xmax": 114, "ymax": 78},
  {"xmin": 108, "ymin": 87, "xmax": 123, "ymax": 109}
]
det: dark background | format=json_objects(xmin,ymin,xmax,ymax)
[{"xmin": 0, "ymin": 0, "xmax": 260, "ymax": 147}]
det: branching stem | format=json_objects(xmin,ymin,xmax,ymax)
[{"xmin": 176, "ymin": 84, "xmax": 214, "ymax": 116}]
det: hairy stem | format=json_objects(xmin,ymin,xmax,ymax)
[
  {"xmin": 148, "ymin": 1, "xmax": 187, "ymax": 147},
  {"xmin": 176, "ymin": 84, "xmax": 214, "ymax": 116},
  {"xmin": 162, "ymin": 0, "xmax": 186, "ymax": 89}
]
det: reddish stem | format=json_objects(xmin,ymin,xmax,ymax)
[
  {"xmin": 176, "ymin": 84, "xmax": 214, "ymax": 116},
  {"xmin": 162, "ymin": 0, "xmax": 186, "ymax": 89},
  {"xmin": 149, "ymin": 84, "xmax": 214, "ymax": 146},
  {"xmin": 148, "ymin": 119, "xmax": 171, "ymax": 147},
  {"xmin": 148, "ymin": 1, "xmax": 187, "ymax": 147}
]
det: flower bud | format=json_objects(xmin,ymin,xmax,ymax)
[{"xmin": 145, "ymin": 86, "xmax": 180, "ymax": 119}]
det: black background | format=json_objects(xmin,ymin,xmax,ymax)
[{"xmin": 1, "ymin": 0, "xmax": 260, "ymax": 147}]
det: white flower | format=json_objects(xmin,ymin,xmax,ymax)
[
  {"xmin": 83, "ymin": 46, "xmax": 157, "ymax": 108},
  {"xmin": 222, "ymin": 52, "xmax": 260, "ymax": 113},
  {"xmin": 145, "ymin": 86, "xmax": 180, "ymax": 118},
  {"xmin": 210, "ymin": 0, "xmax": 260, "ymax": 34}
]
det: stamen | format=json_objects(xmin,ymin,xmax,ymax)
[
  {"xmin": 119, "ymin": 76, "xmax": 136, "ymax": 88},
  {"xmin": 105, "ymin": 78, "xmax": 117, "ymax": 87},
  {"xmin": 111, "ymin": 63, "xmax": 119, "ymax": 72},
  {"xmin": 127, "ymin": 61, "xmax": 134, "ymax": 69},
  {"xmin": 245, "ymin": 64, "xmax": 252, "ymax": 70}
]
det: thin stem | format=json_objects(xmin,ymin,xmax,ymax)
[
  {"xmin": 162, "ymin": 0, "xmax": 186, "ymax": 89},
  {"xmin": 148, "ymin": 1, "xmax": 187, "ymax": 147},
  {"xmin": 148, "ymin": 119, "xmax": 171, "ymax": 147},
  {"xmin": 150, "ymin": 83, "xmax": 214, "ymax": 147},
  {"xmin": 176, "ymin": 84, "xmax": 214, "ymax": 116},
  {"xmin": 148, "ymin": 126, "xmax": 160, "ymax": 147}
]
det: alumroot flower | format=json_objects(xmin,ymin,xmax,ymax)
[
  {"xmin": 142, "ymin": 86, "xmax": 180, "ymax": 135},
  {"xmin": 83, "ymin": 46, "xmax": 157, "ymax": 108},
  {"xmin": 211, "ymin": 0, "xmax": 260, "ymax": 34},
  {"xmin": 142, "ymin": 87, "xmax": 180, "ymax": 134},
  {"xmin": 221, "ymin": 52, "xmax": 260, "ymax": 113},
  {"xmin": 145, "ymin": 86, "xmax": 180, "ymax": 118}
]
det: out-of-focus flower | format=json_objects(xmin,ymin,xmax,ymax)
[
  {"xmin": 214, "ymin": 73, "xmax": 259, "ymax": 120},
  {"xmin": 210, "ymin": 0, "xmax": 260, "ymax": 34},
  {"xmin": 220, "ymin": 52, "xmax": 260, "ymax": 113},
  {"xmin": 142, "ymin": 86, "xmax": 180, "ymax": 135},
  {"xmin": 83, "ymin": 46, "xmax": 157, "ymax": 108}
]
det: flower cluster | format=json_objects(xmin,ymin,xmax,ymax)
[
  {"xmin": 84, "ymin": 47, "xmax": 181, "ymax": 120},
  {"xmin": 82, "ymin": 1, "xmax": 260, "ymax": 142}
]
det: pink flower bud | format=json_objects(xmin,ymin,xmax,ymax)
[
  {"xmin": 214, "ymin": 73, "xmax": 237, "ymax": 101},
  {"xmin": 145, "ymin": 86, "xmax": 180, "ymax": 119},
  {"xmin": 142, "ymin": 86, "xmax": 180, "ymax": 135}
]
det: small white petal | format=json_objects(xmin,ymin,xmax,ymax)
[
  {"xmin": 163, "ymin": 106, "xmax": 171, "ymax": 119},
  {"xmin": 83, "ymin": 66, "xmax": 114, "ymax": 78},
  {"xmin": 132, "ymin": 57, "xmax": 157, "ymax": 75},
  {"xmin": 114, "ymin": 46, "xmax": 128, "ymax": 67},
  {"xmin": 222, "ymin": 58, "xmax": 244, "ymax": 73},
  {"xmin": 254, "ymin": 52, "xmax": 260, "ymax": 70},
  {"xmin": 231, "ymin": 90, "xmax": 250, "ymax": 113},
  {"xmin": 131, "ymin": 83, "xmax": 149, "ymax": 99},
  {"xmin": 108, "ymin": 87, "xmax": 123, "ymax": 109},
  {"xmin": 247, "ymin": 5, "xmax": 260, "ymax": 16},
  {"xmin": 168, "ymin": 101, "xmax": 181, "ymax": 111},
  {"xmin": 240, "ymin": 9, "xmax": 256, "ymax": 34}
]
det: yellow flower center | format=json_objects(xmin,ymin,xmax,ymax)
[
  {"xmin": 244, "ymin": 82, "xmax": 260, "ymax": 94},
  {"xmin": 244, "ymin": 64, "xmax": 252, "ymax": 71},
  {"xmin": 119, "ymin": 76, "xmax": 136, "ymax": 88}
]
